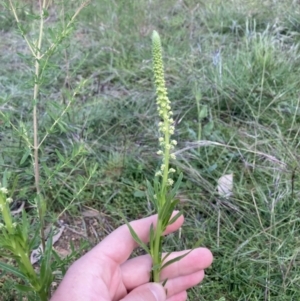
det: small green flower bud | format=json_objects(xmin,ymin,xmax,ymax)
[
  {"xmin": 0, "ymin": 187, "xmax": 8, "ymax": 194},
  {"xmin": 167, "ymin": 178, "xmax": 174, "ymax": 186},
  {"xmin": 6, "ymin": 197, "xmax": 13, "ymax": 204}
]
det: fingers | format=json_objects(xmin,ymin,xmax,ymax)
[
  {"xmin": 121, "ymin": 248, "xmax": 213, "ymax": 290},
  {"xmin": 160, "ymin": 248, "xmax": 213, "ymax": 280},
  {"xmin": 164, "ymin": 270, "xmax": 204, "ymax": 298},
  {"xmin": 91, "ymin": 212, "xmax": 184, "ymax": 265},
  {"xmin": 121, "ymin": 283, "xmax": 166, "ymax": 301},
  {"xmin": 125, "ymin": 270, "xmax": 205, "ymax": 300},
  {"xmin": 121, "ymin": 254, "xmax": 152, "ymax": 289},
  {"xmin": 166, "ymin": 291, "xmax": 187, "ymax": 301}
]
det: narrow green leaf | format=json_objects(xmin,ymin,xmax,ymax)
[
  {"xmin": 119, "ymin": 211, "xmax": 150, "ymax": 254},
  {"xmin": 21, "ymin": 209, "xmax": 29, "ymax": 242},
  {"xmin": 55, "ymin": 149, "xmax": 65, "ymax": 162},
  {"xmin": 192, "ymin": 237, "xmax": 205, "ymax": 249},
  {"xmin": 147, "ymin": 180, "xmax": 158, "ymax": 210},
  {"xmin": 2, "ymin": 169, "xmax": 9, "ymax": 187},
  {"xmin": 168, "ymin": 173, "xmax": 183, "ymax": 199},
  {"xmin": 159, "ymin": 198, "xmax": 173, "ymax": 222},
  {"xmin": 28, "ymin": 227, "xmax": 41, "ymax": 251},
  {"xmin": 162, "ymin": 278, "xmax": 168, "ymax": 287},
  {"xmin": 160, "ymin": 199, "xmax": 180, "ymax": 229},
  {"xmin": 168, "ymin": 210, "xmax": 182, "ymax": 226},
  {"xmin": 161, "ymin": 252, "xmax": 172, "ymax": 263},
  {"xmin": 149, "ymin": 223, "xmax": 155, "ymax": 256},
  {"xmin": 20, "ymin": 148, "xmax": 31, "ymax": 165},
  {"xmin": 160, "ymin": 250, "xmax": 193, "ymax": 270},
  {"xmin": 0, "ymin": 261, "xmax": 26, "ymax": 280},
  {"xmin": 127, "ymin": 222, "xmax": 150, "ymax": 254},
  {"xmin": 40, "ymin": 232, "xmax": 54, "ymax": 295},
  {"xmin": 15, "ymin": 284, "xmax": 34, "ymax": 292},
  {"xmin": 41, "ymin": 162, "xmax": 52, "ymax": 178},
  {"xmin": 146, "ymin": 180, "xmax": 154, "ymax": 198},
  {"xmin": 10, "ymin": 174, "xmax": 19, "ymax": 196}
]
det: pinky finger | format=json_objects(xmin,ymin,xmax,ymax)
[{"xmin": 167, "ymin": 291, "xmax": 187, "ymax": 301}]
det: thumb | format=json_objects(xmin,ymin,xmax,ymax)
[{"xmin": 121, "ymin": 283, "xmax": 166, "ymax": 301}]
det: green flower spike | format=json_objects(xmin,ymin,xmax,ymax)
[{"xmin": 152, "ymin": 30, "xmax": 177, "ymax": 194}]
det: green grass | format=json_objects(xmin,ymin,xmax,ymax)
[{"xmin": 1, "ymin": 0, "xmax": 300, "ymax": 300}]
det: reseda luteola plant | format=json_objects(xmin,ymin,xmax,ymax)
[
  {"xmin": 150, "ymin": 31, "xmax": 182, "ymax": 283},
  {"xmin": 126, "ymin": 31, "xmax": 184, "ymax": 284},
  {"xmin": 0, "ymin": 182, "xmax": 52, "ymax": 300}
]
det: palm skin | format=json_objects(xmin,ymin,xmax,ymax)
[{"xmin": 50, "ymin": 213, "xmax": 213, "ymax": 301}]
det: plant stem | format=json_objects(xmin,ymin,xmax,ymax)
[
  {"xmin": 33, "ymin": 0, "xmax": 47, "ymax": 252},
  {"xmin": 162, "ymin": 117, "xmax": 170, "ymax": 192},
  {"xmin": 152, "ymin": 219, "xmax": 163, "ymax": 283}
]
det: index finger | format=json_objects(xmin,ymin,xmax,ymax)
[{"xmin": 91, "ymin": 212, "xmax": 184, "ymax": 265}]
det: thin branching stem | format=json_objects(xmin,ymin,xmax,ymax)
[
  {"xmin": 8, "ymin": 0, "xmax": 36, "ymax": 57},
  {"xmin": 32, "ymin": 0, "xmax": 47, "ymax": 253}
]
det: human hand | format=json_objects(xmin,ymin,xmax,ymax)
[{"xmin": 50, "ymin": 212, "xmax": 213, "ymax": 301}]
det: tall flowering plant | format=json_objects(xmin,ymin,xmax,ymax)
[
  {"xmin": 126, "ymin": 31, "xmax": 184, "ymax": 284},
  {"xmin": 0, "ymin": 182, "xmax": 53, "ymax": 300}
]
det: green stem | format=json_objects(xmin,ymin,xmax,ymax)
[
  {"xmin": 152, "ymin": 219, "xmax": 163, "ymax": 283},
  {"xmin": 162, "ymin": 119, "xmax": 170, "ymax": 192},
  {"xmin": 33, "ymin": 0, "xmax": 47, "ymax": 253},
  {"xmin": 19, "ymin": 248, "xmax": 47, "ymax": 301}
]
